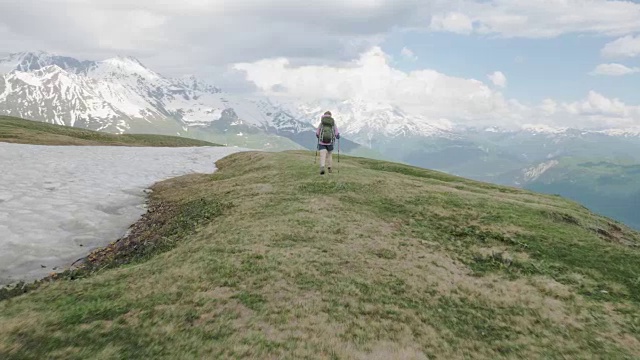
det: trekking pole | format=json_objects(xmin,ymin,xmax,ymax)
[
  {"xmin": 337, "ymin": 138, "xmax": 340, "ymax": 173},
  {"xmin": 314, "ymin": 137, "xmax": 319, "ymax": 164}
]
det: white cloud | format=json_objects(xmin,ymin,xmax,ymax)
[
  {"xmin": 400, "ymin": 47, "xmax": 418, "ymax": 61},
  {"xmin": 0, "ymin": 0, "xmax": 425, "ymax": 72},
  {"xmin": 563, "ymin": 91, "xmax": 627, "ymax": 117},
  {"xmin": 533, "ymin": 92, "xmax": 640, "ymax": 130},
  {"xmin": 540, "ymin": 99, "xmax": 557, "ymax": 116},
  {"xmin": 234, "ymin": 47, "xmax": 520, "ymax": 126},
  {"xmin": 1, "ymin": 0, "xmax": 640, "ymax": 76},
  {"xmin": 234, "ymin": 46, "xmax": 640, "ymax": 130},
  {"xmin": 430, "ymin": 0, "xmax": 640, "ymax": 38},
  {"xmin": 557, "ymin": 91, "xmax": 640, "ymax": 128},
  {"xmin": 531, "ymin": 92, "xmax": 640, "ymax": 130},
  {"xmin": 487, "ymin": 71, "xmax": 507, "ymax": 88},
  {"xmin": 429, "ymin": 12, "xmax": 474, "ymax": 34},
  {"xmin": 529, "ymin": 90, "xmax": 640, "ymax": 130},
  {"xmin": 589, "ymin": 63, "xmax": 640, "ymax": 76},
  {"xmin": 601, "ymin": 35, "xmax": 640, "ymax": 58}
]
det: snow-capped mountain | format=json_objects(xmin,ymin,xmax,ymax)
[
  {"xmin": 0, "ymin": 64, "xmax": 135, "ymax": 132},
  {"xmin": 0, "ymin": 50, "xmax": 93, "ymax": 74},
  {"xmin": 0, "ymin": 51, "xmax": 313, "ymax": 137},
  {"xmin": 275, "ymin": 97, "xmax": 457, "ymax": 143},
  {"xmin": 595, "ymin": 128, "xmax": 640, "ymax": 137}
]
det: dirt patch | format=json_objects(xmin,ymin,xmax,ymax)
[
  {"xmin": 350, "ymin": 341, "xmax": 430, "ymax": 360},
  {"xmin": 456, "ymin": 274, "xmax": 584, "ymax": 330},
  {"xmin": 307, "ymin": 197, "xmax": 342, "ymax": 212},
  {"xmin": 196, "ymin": 286, "xmax": 236, "ymax": 301},
  {"xmin": 121, "ymin": 310, "xmax": 142, "ymax": 327},
  {"xmin": 528, "ymin": 276, "xmax": 574, "ymax": 300},
  {"xmin": 253, "ymin": 183, "xmax": 274, "ymax": 193},
  {"xmin": 477, "ymin": 224, "xmax": 533, "ymax": 238},
  {"xmin": 472, "ymin": 246, "xmax": 531, "ymax": 263},
  {"xmin": 548, "ymin": 211, "xmax": 581, "ymax": 225},
  {"xmin": 592, "ymin": 222, "xmax": 639, "ymax": 248},
  {"xmin": 398, "ymin": 245, "xmax": 473, "ymax": 297}
]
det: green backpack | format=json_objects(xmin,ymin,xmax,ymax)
[{"xmin": 319, "ymin": 116, "xmax": 335, "ymax": 143}]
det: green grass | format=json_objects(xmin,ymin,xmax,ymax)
[
  {"xmin": 1, "ymin": 150, "xmax": 640, "ymax": 359},
  {"xmin": 0, "ymin": 116, "xmax": 221, "ymax": 147}
]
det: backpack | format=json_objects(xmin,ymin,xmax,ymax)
[{"xmin": 319, "ymin": 116, "xmax": 335, "ymax": 143}]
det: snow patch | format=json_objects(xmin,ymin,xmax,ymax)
[
  {"xmin": 596, "ymin": 128, "xmax": 640, "ymax": 137},
  {"xmin": 0, "ymin": 77, "xmax": 9, "ymax": 101},
  {"xmin": 521, "ymin": 124, "xmax": 568, "ymax": 134},
  {"xmin": 0, "ymin": 143, "xmax": 249, "ymax": 286},
  {"xmin": 93, "ymin": 80, "xmax": 152, "ymax": 116},
  {"xmin": 12, "ymin": 71, "xmax": 43, "ymax": 87},
  {"xmin": 99, "ymin": 56, "xmax": 160, "ymax": 80},
  {"xmin": 522, "ymin": 160, "xmax": 559, "ymax": 182}
]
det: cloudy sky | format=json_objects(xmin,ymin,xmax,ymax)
[{"xmin": 1, "ymin": 0, "xmax": 640, "ymax": 129}]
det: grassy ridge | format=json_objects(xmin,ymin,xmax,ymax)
[
  {"xmin": 0, "ymin": 116, "xmax": 220, "ymax": 147},
  {"xmin": 1, "ymin": 150, "xmax": 639, "ymax": 359}
]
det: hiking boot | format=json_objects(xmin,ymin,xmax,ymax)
[
  {"xmin": 320, "ymin": 167, "xmax": 325, "ymax": 175},
  {"xmin": 328, "ymin": 167, "xmax": 332, "ymax": 173}
]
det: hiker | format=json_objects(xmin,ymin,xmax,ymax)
[{"xmin": 315, "ymin": 111, "xmax": 340, "ymax": 175}]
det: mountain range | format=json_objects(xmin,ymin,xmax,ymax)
[{"xmin": 2, "ymin": 51, "xmax": 640, "ymax": 229}]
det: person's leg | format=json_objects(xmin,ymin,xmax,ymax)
[
  {"xmin": 327, "ymin": 150, "xmax": 333, "ymax": 172},
  {"xmin": 319, "ymin": 148, "xmax": 327, "ymax": 174}
]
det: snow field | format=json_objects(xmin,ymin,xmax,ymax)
[{"xmin": 0, "ymin": 142, "xmax": 248, "ymax": 286}]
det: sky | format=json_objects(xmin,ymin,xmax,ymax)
[{"xmin": 1, "ymin": 0, "xmax": 640, "ymax": 130}]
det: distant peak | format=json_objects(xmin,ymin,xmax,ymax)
[
  {"xmin": 596, "ymin": 127, "xmax": 640, "ymax": 137},
  {"xmin": 38, "ymin": 64, "xmax": 66, "ymax": 73},
  {"xmin": 521, "ymin": 124, "xmax": 568, "ymax": 134},
  {"xmin": 98, "ymin": 55, "xmax": 157, "ymax": 77},
  {"xmin": 30, "ymin": 50, "xmax": 54, "ymax": 56},
  {"xmin": 99, "ymin": 55, "xmax": 145, "ymax": 69},
  {"xmin": 111, "ymin": 55, "xmax": 146, "ymax": 66},
  {"xmin": 175, "ymin": 75, "xmax": 222, "ymax": 93},
  {"xmin": 7, "ymin": 50, "xmax": 56, "ymax": 59},
  {"xmin": 0, "ymin": 50, "xmax": 77, "ymax": 73}
]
